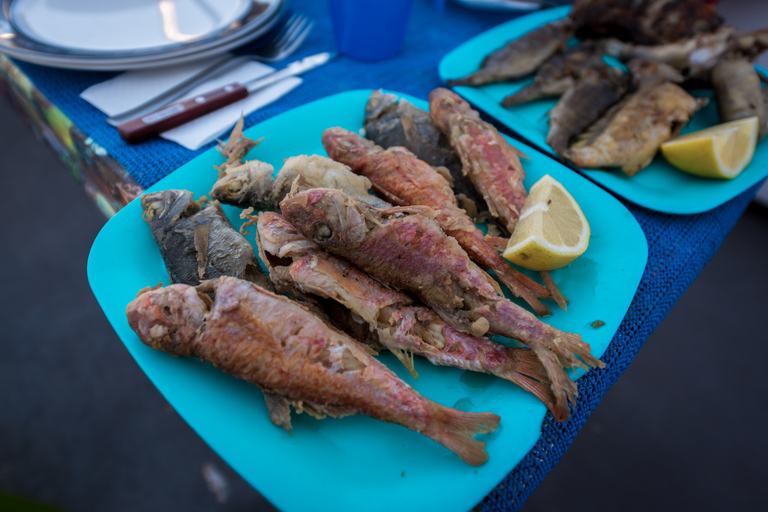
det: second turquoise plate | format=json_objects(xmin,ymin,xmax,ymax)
[
  {"xmin": 88, "ymin": 90, "xmax": 647, "ymax": 512},
  {"xmin": 438, "ymin": 6, "xmax": 768, "ymax": 214}
]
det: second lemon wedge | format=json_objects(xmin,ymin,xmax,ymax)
[
  {"xmin": 502, "ymin": 174, "xmax": 590, "ymax": 271},
  {"xmin": 660, "ymin": 117, "xmax": 758, "ymax": 179}
]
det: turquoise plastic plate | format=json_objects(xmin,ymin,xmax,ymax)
[
  {"xmin": 87, "ymin": 90, "xmax": 647, "ymax": 512},
  {"xmin": 438, "ymin": 6, "xmax": 768, "ymax": 214}
]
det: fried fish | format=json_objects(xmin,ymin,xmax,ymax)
[
  {"xmin": 140, "ymin": 189, "xmax": 268, "ymax": 288},
  {"xmin": 447, "ymin": 18, "xmax": 574, "ymax": 87},
  {"xmin": 126, "ymin": 277, "xmax": 500, "ymax": 465}
]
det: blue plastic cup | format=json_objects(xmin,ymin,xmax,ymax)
[{"xmin": 328, "ymin": 0, "xmax": 414, "ymax": 61}]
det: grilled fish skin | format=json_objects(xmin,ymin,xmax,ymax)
[
  {"xmin": 322, "ymin": 126, "xmax": 554, "ymax": 316},
  {"xmin": 712, "ymin": 58, "xmax": 767, "ymax": 140},
  {"xmin": 430, "ymin": 88, "xmax": 528, "ymax": 234},
  {"xmin": 140, "ymin": 189, "xmax": 268, "ymax": 288},
  {"xmin": 126, "ymin": 277, "xmax": 500, "ymax": 466},
  {"xmin": 363, "ymin": 90, "xmax": 492, "ymax": 221},
  {"xmin": 546, "ymin": 65, "xmax": 629, "ymax": 158},
  {"xmin": 255, "ymin": 212, "xmax": 563, "ymax": 418},
  {"xmin": 500, "ymin": 41, "xmax": 605, "ymax": 107},
  {"xmin": 281, "ymin": 189, "xmax": 604, "ymax": 416},
  {"xmin": 602, "ymin": 26, "xmax": 768, "ymax": 80},
  {"xmin": 447, "ymin": 18, "xmax": 574, "ymax": 87},
  {"xmin": 570, "ymin": 0, "xmax": 722, "ymax": 45},
  {"xmin": 626, "ymin": 58, "xmax": 684, "ymax": 90},
  {"xmin": 565, "ymin": 77, "xmax": 705, "ymax": 175}
]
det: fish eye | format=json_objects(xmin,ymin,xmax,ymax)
[
  {"xmin": 313, "ymin": 222, "xmax": 333, "ymax": 242},
  {"xmin": 228, "ymin": 181, "xmax": 243, "ymax": 194},
  {"xmin": 147, "ymin": 201, "xmax": 165, "ymax": 217}
]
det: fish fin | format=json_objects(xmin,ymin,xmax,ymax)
[
  {"xmin": 501, "ymin": 85, "xmax": 542, "ymax": 107},
  {"xmin": 509, "ymin": 145, "xmax": 530, "ymax": 160},
  {"xmin": 530, "ymin": 345, "xmax": 577, "ymax": 422},
  {"xmin": 218, "ymin": 114, "xmax": 245, "ymax": 156},
  {"xmin": 193, "ymin": 223, "xmax": 211, "ymax": 280},
  {"xmin": 238, "ymin": 207, "xmax": 258, "ymax": 236},
  {"xmin": 483, "ymin": 235, "xmax": 508, "ymax": 251},
  {"xmin": 491, "ymin": 265, "xmax": 552, "ymax": 315},
  {"xmin": 540, "ymin": 271, "xmax": 569, "ymax": 311},
  {"xmin": 425, "ymin": 407, "xmax": 499, "ymax": 466},
  {"xmin": 479, "ymin": 267, "xmax": 503, "ymax": 296},
  {"xmin": 389, "ymin": 347, "xmax": 418, "ymax": 379},
  {"xmin": 261, "ymin": 390, "xmax": 293, "ymax": 434},
  {"xmin": 432, "ymin": 165, "xmax": 454, "ymax": 187}
]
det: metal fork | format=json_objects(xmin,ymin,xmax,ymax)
[
  {"xmin": 106, "ymin": 14, "xmax": 314, "ymax": 126},
  {"xmin": 253, "ymin": 13, "xmax": 315, "ymax": 63}
]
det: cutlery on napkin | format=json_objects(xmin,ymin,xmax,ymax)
[{"xmin": 81, "ymin": 56, "xmax": 304, "ymax": 150}]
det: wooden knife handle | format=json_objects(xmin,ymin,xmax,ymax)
[{"xmin": 117, "ymin": 82, "xmax": 249, "ymax": 144}]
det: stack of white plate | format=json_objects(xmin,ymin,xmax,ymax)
[{"xmin": 0, "ymin": 0, "xmax": 286, "ymax": 70}]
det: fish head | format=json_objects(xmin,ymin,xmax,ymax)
[
  {"xmin": 428, "ymin": 88, "xmax": 477, "ymax": 129},
  {"xmin": 321, "ymin": 127, "xmax": 379, "ymax": 166},
  {"xmin": 209, "ymin": 169, "xmax": 254, "ymax": 204},
  {"xmin": 280, "ymin": 188, "xmax": 370, "ymax": 250},
  {"xmin": 126, "ymin": 283, "xmax": 209, "ymax": 357},
  {"xmin": 141, "ymin": 189, "xmax": 197, "ymax": 229},
  {"xmin": 364, "ymin": 89, "xmax": 398, "ymax": 122}
]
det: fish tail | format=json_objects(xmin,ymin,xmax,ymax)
[
  {"xmin": 494, "ymin": 348, "xmax": 562, "ymax": 419},
  {"xmin": 540, "ymin": 271, "xmax": 568, "ymax": 311},
  {"xmin": 492, "ymin": 264, "xmax": 552, "ymax": 316},
  {"xmin": 500, "ymin": 86, "xmax": 541, "ymax": 107},
  {"xmin": 446, "ymin": 77, "xmax": 472, "ymax": 87},
  {"xmin": 425, "ymin": 406, "xmax": 500, "ymax": 466},
  {"xmin": 556, "ymin": 331, "xmax": 605, "ymax": 370},
  {"xmin": 531, "ymin": 345, "xmax": 578, "ymax": 422}
]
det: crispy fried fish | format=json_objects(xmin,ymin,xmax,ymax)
[
  {"xmin": 322, "ymin": 127, "xmax": 554, "ymax": 315},
  {"xmin": 602, "ymin": 26, "xmax": 768, "ymax": 80},
  {"xmin": 256, "ymin": 212, "xmax": 565, "ymax": 418},
  {"xmin": 564, "ymin": 65, "xmax": 706, "ymax": 175},
  {"xmin": 209, "ymin": 154, "xmax": 390, "ymax": 210},
  {"xmin": 281, "ymin": 189, "xmax": 604, "ymax": 416},
  {"xmin": 126, "ymin": 276, "xmax": 500, "ymax": 466},
  {"xmin": 546, "ymin": 65, "xmax": 629, "ymax": 157},
  {"xmin": 712, "ymin": 58, "xmax": 767, "ymax": 140},
  {"xmin": 363, "ymin": 90, "xmax": 491, "ymax": 221},
  {"xmin": 447, "ymin": 18, "xmax": 574, "ymax": 87},
  {"xmin": 500, "ymin": 41, "xmax": 604, "ymax": 107},
  {"xmin": 430, "ymin": 88, "xmax": 528, "ymax": 234},
  {"xmin": 140, "ymin": 189, "xmax": 268, "ymax": 288}
]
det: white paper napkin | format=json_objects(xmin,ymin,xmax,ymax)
[{"xmin": 80, "ymin": 56, "xmax": 302, "ymax": 150}]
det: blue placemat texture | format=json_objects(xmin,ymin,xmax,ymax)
[{"xmin": 11, "ymin": 1, "xmax": 763, "ymax": 510}]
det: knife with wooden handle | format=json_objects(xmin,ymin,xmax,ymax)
[{"xmin": 117, "ymin": 52, "xmax": 334, "ymax": 144}]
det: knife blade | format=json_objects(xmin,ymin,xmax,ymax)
[{"xmin": 117, "ymin": 52, "xmax": 335, "ymax": 144}]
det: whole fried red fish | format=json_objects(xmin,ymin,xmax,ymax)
[
  {"xmin": 281, "ymin": 189, "xmax": 604, "ymax": 415},
  {"xmin": 429, "ymin": 88, "xmax": 527, "ymax": 234},
  {"xmin": 256, "ymin": 212, "xmax": 564, "ymax": 419},
  {"xmin": 126, "ymin": 276, "xmax": 500, "ymax": 466},
  {"xmin": 322, "ymin": 127, "xmax": 554, "ymax": 315}
]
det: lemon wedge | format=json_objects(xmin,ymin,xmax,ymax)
[
  {"xmin": 660, "ymin": 117, "xmax": 758, "ymax": 179},
  {"xmin": 502, "ymin": 174, "xmax": 590, "ymax": 271}
]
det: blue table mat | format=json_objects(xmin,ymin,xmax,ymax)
[{"xmin": 11, "ymin": 1, "xmax": 763, "ymax": 510}]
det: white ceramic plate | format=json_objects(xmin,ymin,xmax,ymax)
[{"xmin": 0, "ymin": 0, "xmax": 284, "ymax": 70}]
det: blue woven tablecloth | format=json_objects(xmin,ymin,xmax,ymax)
[{"xmin": 12, "ymin": 1, "xmax": 762, "ymax": 510}]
